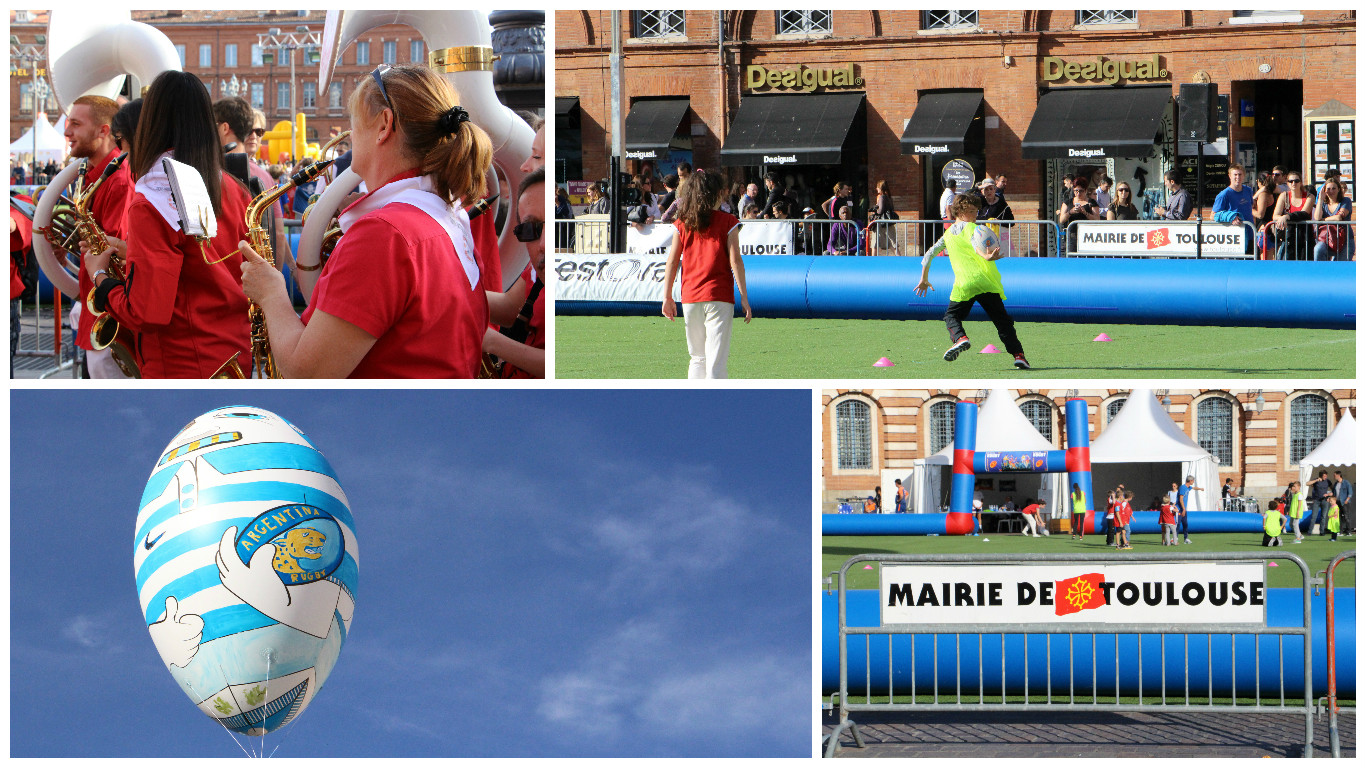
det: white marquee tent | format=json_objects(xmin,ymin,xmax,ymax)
[
  {"xmin": 1090, "ymin": 389, "xmax": 1220, "ymax": 511},
  {"xmin": 9, "ymin": 114, "xmax": 67, "ymax": 163},
  {"xmin": 898, "ymin": 389, "xmax": 1062, "ymax": 516},
  {"xmin": 1298, "ymin": 409, "xmax": 1355, "ymax": 490}
]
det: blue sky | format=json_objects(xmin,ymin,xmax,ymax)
[{"xmin": 11, "ymin": 389, "xmax": 812, "ymax": 757}]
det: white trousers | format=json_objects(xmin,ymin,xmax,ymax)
[{"xmin": 682, "ymin": 301, "xmax": 734, "ymax": 379}]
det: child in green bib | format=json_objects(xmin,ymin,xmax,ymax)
[
  {"xmin": 915, "ymin": 193, "xmax": 1030, "ymax": 369},
  {"xmin": 1326, "ymin": 493, "xmax": 1341, "ymax": 542}
]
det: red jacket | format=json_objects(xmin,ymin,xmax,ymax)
[{"xmin": 100, "ymin": 172, "xmax": 251, "ymax": 377}]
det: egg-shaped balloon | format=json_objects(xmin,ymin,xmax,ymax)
[{"xmin": 134, "ymin": 406, "xmax": 357, "ymax": 736}]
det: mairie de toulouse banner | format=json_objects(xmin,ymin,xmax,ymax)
[
  {"xmin": 880, "ymin": 562, "xmax": 1267, "ymax": 626},
  {"xmin": 1072, "ymin": 221, "xmax": 1249, "ymax": 257}
]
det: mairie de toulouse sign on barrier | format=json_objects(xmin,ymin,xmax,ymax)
[
  {"xmin": 1072, "ymin": 221, "xmax": 1249, "ymax": 257},
  {"xmin": 881, "ymin": 562, "xmax": 1267, "ymax": 626}
]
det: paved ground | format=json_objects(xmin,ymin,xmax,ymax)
[{"xmin": 823, "ymin": 709, "xmax": 1354, "ymax": 758}]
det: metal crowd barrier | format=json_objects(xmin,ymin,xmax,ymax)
[
  {"xmin": 1322, "ymin": 551, "xmax": 1354, "ymax": 758},
  {"xmin": 555, "ymin": 216, "xmax": 609, "ymax": 254},
  {"xmin": 1259, "ymin": 220, "xmax": 1356, "ymax": 261},
  {"xmin": 826, "ymin": 552, "xmax": 1315, "ymax": 758}
]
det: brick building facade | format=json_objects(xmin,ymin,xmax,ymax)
[
  {"xmin": 556, "ymin": 10, "xmax": 1354, "ymax": 222},
  {"xmin": 821, "ymin": 389, "xmax": 1356, "ymax": 513},
  {"xmin": 11, "ymin": 10, "xmax": 544, "ymax": 151}
]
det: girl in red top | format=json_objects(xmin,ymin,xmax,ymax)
[
  {"xmin": 661, "ymin": 170, "xmax": 752, "ymax": 378},
  {"xmin": 484, "ymin": 169, "xmax": 546, "ymax": 378},
  {"xmin": 83, "ymin": 71, "xmax": 252, "ymax": 378},
  {"xmin": 241, "ymin": 64, "xmax": 493, "ymax": 378}
]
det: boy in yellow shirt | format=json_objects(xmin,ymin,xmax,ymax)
[{"xmin": 915, "ymin": 193, "xmax": 1030, "ymax": 369}]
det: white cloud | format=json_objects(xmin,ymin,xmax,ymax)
[
  {"xmin": 535, "ymin": 615, "xmax": 806, "ymax": 750},
  {"xmin": 62, "ymin": 614, "xmax": 105, "ymax": 649}
]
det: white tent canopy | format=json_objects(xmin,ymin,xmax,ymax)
[
  {"xmin": 1299, "ymin": 410, "xmax": 1356, "ymax": 489},
  {"xmin": 907, "ymin": 389, "xmax": 1061, "ymax": 515},
  {"xmin": 1090, "ymin": 389, "xmax": 1219, "ymax": 510},
  {"xmin": 9, "ymin": 114, "xmax": 67, "ymax": 163}
]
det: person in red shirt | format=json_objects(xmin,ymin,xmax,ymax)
[
  {"xmin": 484, "ymin": 168, "xmax": 545, "ymax": 378},
  {"xmin": 1020, "ymin": 500, "xmax": 1046, "ymax": 537},
  {"xmin": 65, "ymin": 94, "xmax": 137, "ymax": 377},
  {"xmin": 83, "ymin": 71, "xmax": 251, "ymax": 378},
  {"xmin": 1158, "ymin": 498, "xmax": 1177, "ymax": 545},
  {"xmin": 661, "ymin": 169, "xmax": 753, "ymax": 378},
  {"xmin": 240, "ymin": 64, "xmax": 493, "ymax": 378},
  {"xmin": 1115, "ymin": 491, "xmax": 1135, "ymax": 550}
]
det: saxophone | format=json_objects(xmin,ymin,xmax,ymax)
[{"xmin": 222, "ymin": 133, "xmax": 349, "ymax": 379}]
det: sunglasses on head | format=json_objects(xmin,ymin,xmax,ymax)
[
  {"xmin": 371, "ymin": 64, "xmax": 398, "ymax": 121},
  {"xmin": 513, "ymin": 220, "xmax": 543, "ymax": 243}
]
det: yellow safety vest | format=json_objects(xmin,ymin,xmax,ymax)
[{"xmin": 944, "ymin": 221, "xmax": 1006, "ymax": 303}]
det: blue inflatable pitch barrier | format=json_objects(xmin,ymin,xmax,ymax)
[
  {"xmin": 823, "ymin": 511, "xmax": 1267, "ymax": 536},
  {"xmin": 822, "ymin": 588, "xmax": 1355, "ymax": 697},
  {"xmin": 560, "ymin": 256, "xmax": 1355, "ymax": 330}
]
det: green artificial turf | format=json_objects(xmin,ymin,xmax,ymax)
[
  {"xmin": 822, "ymin": 532, "xmax": 1356, "ymax": 591},
  {"xmin": 555, "ymin": 316, "xmax": 1354, "ymax": 378}
]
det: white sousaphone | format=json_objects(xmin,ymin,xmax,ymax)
[
  {"xmin": 31, "ymin": 9, "xmax": 182, "ymax": 300},
  {"xmin": 300, "ymin": 10, "xmax": 534, "ymax": 296}
]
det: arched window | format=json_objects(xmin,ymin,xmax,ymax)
[
  {"xmin": 1289, "ymin": 395, "xmax": 1328, "ymax": 465},
  {"xmin": 1106, "ymin": 398, "xmax": 1127, "ymax": 424},
  {"xmin": 1019, "ymin": 400, "xmax": 1053, "ymax": 443},
  {"xmin": 929, "ymin": 400, "xmax": 956, "ymax": 454},
  {"xmin": 835, "ymin": 400, "xmax": 871, "ymax": 470},
  {"xmin": 1196, "ymin": 398, "xmax": 1234, "ymax": 466}
]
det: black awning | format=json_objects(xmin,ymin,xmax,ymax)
[
  {"xmin": 624, "ymin": 98, "xmax": 690, "ymax": 160},
  {"xmin": 720, "ymin": 92, "xmax": 865, "ymax": 166},
  {"xmin": 1021, "ymin": 85, "xmax": 1172, "ymax": 159},
  {"xmin": 555, "ymin": 97, "xmax": 579, "ymax": 116},
  {"xmin": 900, "ymin": 91, "xmax": 983, "ymax": 155}
]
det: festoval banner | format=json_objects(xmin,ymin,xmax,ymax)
[{"xmin": 880, "ymin": 562, "xmax": 1267, "ymax": 626}]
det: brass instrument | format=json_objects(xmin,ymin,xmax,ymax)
[
  {"xmin": 225, "ymin": 132, "xmax": 350, "ymax": 379},
  {"xmin": 38, "ymin": 154, "xmax": 141, "ymax": 378}
]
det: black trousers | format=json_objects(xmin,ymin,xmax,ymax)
[{"xmin": 944, "ymin": 291, "xmax": 1023, "ymax": 355}]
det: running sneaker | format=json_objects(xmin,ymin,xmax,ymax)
[
  {"xmin": 944, "ymin": 337, "xmax": 971, "ymax": 361},
  {"xmin": 1184, "ymin": 537, "xmax": 1191, "ymax": 544},
  {"xmin": 1013, "ymin": 354, "xmax": 1031, "ymax": 370}
]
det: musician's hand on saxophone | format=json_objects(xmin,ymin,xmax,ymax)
[
  {"xmin": 238, "ymin": 239, "xmax": 287, "ymax": 304},
  {"xmin": 80, "ymin": 234, "xmax": 126, "ymax": 280}
]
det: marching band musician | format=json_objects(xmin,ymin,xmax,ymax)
[
  {"xmin": 239, "ymin": 64, "xmax": 493, "ymax": 378},
  {"xmin": 482, "ymin": 168, "xmax": 545, "ymax": 378},
  {"xmin": 82, "ymin": 71, "xmax": 252, "ymax": 378},
  {"xmin": 64, "ymin": 95, "xmax": 135, "ymax": 378}
]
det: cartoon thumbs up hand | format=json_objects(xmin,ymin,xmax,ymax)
[{"xmin": 147, "ymin": 595, "xmax": 204, "ymax": 669}]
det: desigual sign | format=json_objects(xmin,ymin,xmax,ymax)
[
  {"xmin": 1041, "ymin": 54, "xmax": 1168, "ymax": 85},
  {"xmin": 746, "ymin": 63, "xmax": 862, "ymax": 93}
]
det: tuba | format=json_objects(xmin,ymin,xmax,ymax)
[
  {"xmin": 298, "ymin": 10, "xmax": 534, "ymax": 299},
  {"xmin": 222, "ymin": 137, "xmax": 350, "ymax": 379}
]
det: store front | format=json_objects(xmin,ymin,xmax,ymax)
[
  {"xmin": 623, "ymin": 96, "xmax": 693, "ymax": 178},
  {"xmin": 720, "ymin": 63, "xmax": 868, "ymax": 217},
  {"xmin": 555, "ymin": 96, "xmax": 581, "ymax": 185},
  {"xmin": 900, "ymin": 90, "xmax": 986, "ymax": 220},
  {"xmin": 1023, "ymin": 78, "xmax": 1175, "ymax": 222}
]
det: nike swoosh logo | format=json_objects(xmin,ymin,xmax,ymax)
[{"xmin": 144, "ymin": 531, "xmax": 165, "ymax": 550}]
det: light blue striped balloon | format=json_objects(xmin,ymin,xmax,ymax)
[{"xmin": 135, "ymin": 406, "xmax": 357, "ymax": 736}]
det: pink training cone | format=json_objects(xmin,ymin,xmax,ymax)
[
  {"xmin": 979, "ymin": 344, "xmax": 1001, "ymax": 353},
  {"xmin": 1093, "ymin": 333, "xmax": 1112, "ymax": 342},
  {"xmin": 873, "ymin": 357, "xmax": 895, "ymax": 367}
]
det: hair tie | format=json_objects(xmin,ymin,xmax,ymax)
[{"xmin": 437, "ymin": 105, "xmax": 470, "ymax": 136}]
